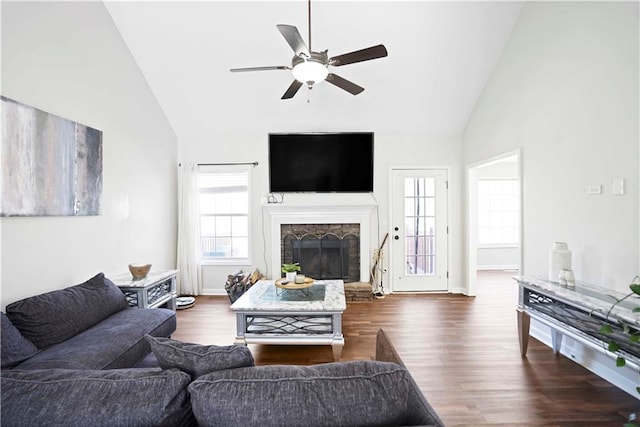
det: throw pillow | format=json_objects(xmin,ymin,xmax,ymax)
[
  {"xmin": 5, "ymin": 273, "xmax": 129, "ymax": 348},
  {"xmin": 145, "ymin": 335, "xmax": 255, "ymax": 378},
  {"xmin": 0, "ymin": 312, "xmax": 39, "ymax": 368}
]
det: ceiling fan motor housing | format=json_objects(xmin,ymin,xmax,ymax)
[{"xmin": 291, "ymin": 51, "xmax": 329, "ymax": 85}]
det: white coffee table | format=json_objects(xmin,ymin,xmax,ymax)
[{"xmin": 230, "ymin": 279, "xmax": 346, "ymax": 360}]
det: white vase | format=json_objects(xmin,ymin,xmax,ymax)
[
  {"xmin": 549, "ymin": 242, "xmax": 572, "ymax": 283},
  {"xmin": 285, "ymin": 272, "xmax": 297, "ymax": 282},
  {"xmin": 564, "ymin": 269, "xmax": 576, "ymax": 288}
]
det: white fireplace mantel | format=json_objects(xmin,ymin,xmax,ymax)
[{"xmin": 265, "ymin": 203, "xmax": 375, "ymax": 282}]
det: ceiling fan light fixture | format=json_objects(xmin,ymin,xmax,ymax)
[{"xmin": 292, "ymin": 60, "xmax": 328, "ymax": 85}]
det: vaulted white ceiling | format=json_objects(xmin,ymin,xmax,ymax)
[{"xmin": 105, "ymin": 1, "xmax": 523, "ymax": 139}]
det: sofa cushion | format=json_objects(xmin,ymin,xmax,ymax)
[
  {"xmin": 1, "ymin": 312, "xmax": 39, "ymax": 368},
  {"xmin": 145, "ymin": 335, "xmax": 254, "ymax": 377},
  {"xmin": 5, "ymin": 273, "xmax": 128, "ymax": 348},
  {"xmin": 189, "ymin": 360, "xmax": 418, "ymax": 427},
  {"xmin": 1, "ymin": 368, "xmax": 196, "ymax": 427},
  {"xmin": 14, "ymin": 307, "xmax": 176, "ymax": 370}
]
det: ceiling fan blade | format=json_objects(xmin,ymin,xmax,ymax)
[
  {"xmin": 276, "ymin": 24, "xmax": 310, "ymax": 58},
  {"xmin": 326, "ymin": 73, "xmax": 364, "ymax": 95},
  {"xmin": 281, "ymin": 80, "xmax": 303, "ymax": 99},
  {"xmin": 330, "ymin": 44, "xmax": 388, "ymax": 66},
  {"xmin": 230, "ymin": 66, "xmax": 290, "ymax": 72}
]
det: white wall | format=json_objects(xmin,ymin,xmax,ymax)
[
  {"xmin": 182, "ymin": 130, "xmax": 463, "ymax": 294},
  {"xmin": 464, "ymin": 1, "xmax": 639, "ymax": 292},
  {"xmin": 463, "ymin": 1, "xmax": 639, "ymax": 395},
  {"xmin": 1, "ymin": 2, "xmax": 178, "ymax": 309}
]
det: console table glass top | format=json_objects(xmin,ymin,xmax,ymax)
[{"xmin": 514, "ymin": 275, "xmax": 640, "ymax": 328}]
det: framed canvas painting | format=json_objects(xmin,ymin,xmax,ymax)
[{"xmin": 1, "ymin": 96, "xmax": 103, "ymax": 216}]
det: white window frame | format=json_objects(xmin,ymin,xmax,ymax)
[
  {"xmin": 198, "ymin": 164, "xmax": 252, "ymax": 265},
  {"xmin": 477, "ymin": 178, "xmax": 519, "ymax": 248}
]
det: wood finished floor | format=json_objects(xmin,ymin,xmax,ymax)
[{"xmin": 173, "ymin": 270, "xmax": 639, "ymax": 426}]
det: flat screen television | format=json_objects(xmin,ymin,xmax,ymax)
[{"xmin": 269, "ymin": 132, "xmax": 374, "ymax": 193}]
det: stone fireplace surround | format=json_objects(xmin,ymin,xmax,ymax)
[{"xmin": 266, "ymin": 204, "xmax": 375, "ymax": 283}]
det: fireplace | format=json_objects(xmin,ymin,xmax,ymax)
[
  {"xmin": 266, "ymin": 204, "xmax": 374, "ymax": 283},
  {"xmin": 281, "ymin": 224, "xmax": 360, "ymax": 282}
]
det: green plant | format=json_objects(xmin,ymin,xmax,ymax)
[
  {"xmin": 281, "ymin": 263, "xmax": 301, "ymax": 273},
  {"xmin": 597, "ymin": 275, "xmax": 640, "ymax": 427}
]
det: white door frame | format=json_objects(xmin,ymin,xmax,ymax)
[
  {"xmin": 388, "ymin": 165, "xmax": 452, "ymax": 293},
  {"xmin": 465, "ymin": 149, "xmax": 523, "ymax": 296}
]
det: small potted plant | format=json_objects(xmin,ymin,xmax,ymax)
[{"xmin": 281, "ymin": 262, "xmax": 301, "ymax": 282}]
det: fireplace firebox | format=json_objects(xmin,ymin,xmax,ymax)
[{"xmin": 281, "ymin": 224, "xmax": 360, "ymax": 283}]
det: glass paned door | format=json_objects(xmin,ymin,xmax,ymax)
[
  {"xmin": 392, "ymin": 169, "xmax": 448, "ymax": 291},
  {"xmin": 404, "ymin": 177, "xmax": 436, "ymax": 275}
]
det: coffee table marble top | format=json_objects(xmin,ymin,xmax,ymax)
[{"xmin": 230, "ymin": 279, "xmax": 346, "ymax": 312}]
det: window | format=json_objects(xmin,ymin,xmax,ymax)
[
  {"xmin": 199, "ymin": 165, "xmax": 250, "ymax": 263},
  {"xmin": 478, "ymin": 179, "xmax": 519, "ymax": 246}
]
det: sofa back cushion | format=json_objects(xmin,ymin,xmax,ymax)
[
  {"xmin": 5, "ymin": 273, "xmax": 128, "ymax": 348},
  {"xmin": 1, "ymin": 368, "xmax": 196, "ymax": 427},
  {"xmin": 1, "ymin": 312, "xmax": 40, "ymax": 368},
  {"xmin": 189, "ymin": 360, "xmax": 415, "ymax": 427},
  {"xmin": 145, "ymin": 335, "xmax": 255, "ymax": 378}
]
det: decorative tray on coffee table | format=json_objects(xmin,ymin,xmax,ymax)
[{"xmin": 275, "ymin": 277, "xmax": 314, "ymax": 290}]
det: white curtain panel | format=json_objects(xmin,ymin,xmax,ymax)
[{"xmin": 176, "ymin": 162, "xmax": 200, "ymax": 296}]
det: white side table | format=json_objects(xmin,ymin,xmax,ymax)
[{"xmin": 110, "ymin": 270, "xmax": 178, "ymax": 311}]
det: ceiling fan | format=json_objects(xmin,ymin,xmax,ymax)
[{"xmin": 230, "ymin": 0, "xmax": 388, "ymax": 100}]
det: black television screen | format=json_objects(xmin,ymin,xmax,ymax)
[{"xmin": 269, "ymin": 133, "xmax": 374, "ymax": 193}]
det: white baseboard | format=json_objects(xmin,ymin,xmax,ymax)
[
  {"xmin": 530, "ymin": 319, "xmax": 640, "ymax": 399},
  {"xmin": 200, "ymin": 289, "xmax": 227, "ymax": 296}
]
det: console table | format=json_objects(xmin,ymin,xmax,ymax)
[
  {"xmin": 110, "ymin": 270, "xmax": 178, "ymax": 311},
  {"xmin": 515, "ymin": 275, "xmax": 640, "ymax": 368}
]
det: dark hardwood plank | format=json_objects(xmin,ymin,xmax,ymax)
[{"xmin": 173, "ymin": 271, "xmax": 639, "ymax": 426}]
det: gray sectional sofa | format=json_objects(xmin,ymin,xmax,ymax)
[
  {"xmin": 1, "ymin": 273, "xmax": 443, "ymax": 427},
  {"xmin": 1, "ymin": 272, "xmax": 175, "ymax": 370}
]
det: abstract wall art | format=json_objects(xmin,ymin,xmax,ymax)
[{"xmin": 1, "ymin": 96, "xmax": 103, "ymax": 216}]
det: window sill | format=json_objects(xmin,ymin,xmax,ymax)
[
  {"xmin": 200, "ymin": 258, "xmax": 252, "ymax": 266},
  {"xmin": 478, "ymin": 244, "xmax": 519, "ymax": 249}
]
